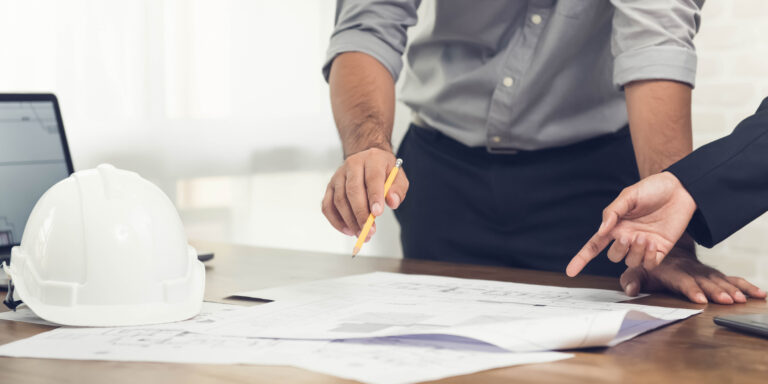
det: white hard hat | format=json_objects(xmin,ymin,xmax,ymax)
[{"xmin": 2, "ymin": 164, "xmax": 205, "ymax": 326}]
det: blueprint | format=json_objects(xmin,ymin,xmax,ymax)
[
  {"xmin": 235, "ymin": 271, "xmax": 643, "ymax": 304},
  {"xmin": 0, "ymin": 302, "xmax": 244, "ymax": 328},
  {"xmin": 0, "ymin": 272, "xmax": 701, "ymax": 383},
  {"xmin": 0, "ymin": 321, "xmax": 569, "ymax": 384},
  {"xmin": 223, "ymin": 272, "xmax": 700, "ymax": 351}
]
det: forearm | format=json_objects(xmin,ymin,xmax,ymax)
[
  {"xmin": 329, "ymin": 52, "xmax": 396, "ymax": 157},
  {"xmin": 625, "ymin": 80, "xmax": 693, "ymax": 178}
]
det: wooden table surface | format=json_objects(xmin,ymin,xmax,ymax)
[{"xmin": 1, "ymin": 240, "xmax": 767, "ymax": 384}]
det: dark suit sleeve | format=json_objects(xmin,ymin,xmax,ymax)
[{"xmin": 666, "ymin": 97, "xmax": 768, "ymax": 248}]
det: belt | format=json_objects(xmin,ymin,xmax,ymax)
[{"xmin": 411, "ymin": 111, "xmax": 519, "ymax": 155}]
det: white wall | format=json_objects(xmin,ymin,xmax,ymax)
[
  {"xmin": 690, "ymin": 0, "xmax": 768, "ymax": 286},
  {"xmin": 0, "ymin": 0, "xmax": 341, "ymax": 172},
  {"xmin": 0, "ymin": 0, "xmax": 404, "ymax": 257}
]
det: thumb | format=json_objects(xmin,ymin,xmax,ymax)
[
  {"xmin": 386, "ymin": 168, "xmax": 409, "ymax": 210},
  {"xmin": 619, "ymin": 267, "xmax": 647, "ymax": 297}
]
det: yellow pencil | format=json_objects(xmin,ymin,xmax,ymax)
[{"xmin": 352, "ymin": 158, "xmax": 403, "ymax": 257}]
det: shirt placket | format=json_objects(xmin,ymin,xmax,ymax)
[{"xmin": 485, "ymin": 0, "xmax": 554, "ymax": 154}]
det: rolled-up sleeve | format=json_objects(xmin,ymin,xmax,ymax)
[
  {"xmin": 610, "ymin": 0, "xmax": 704, "ymax": 89},
  {"xmin": 322, "ymin": 0, "xmax": 420, "ymax": 82}
]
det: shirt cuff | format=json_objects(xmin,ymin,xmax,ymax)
[
  {"xmin": 665, "ymin": 166, "xmax": 716, "ymax": 248},
  {"xmin": 322, "ymin": 29, "xmax": 404, "ymax": 83},
  {"xmin": 613, "ymin": 46, "xmax": 698, "ymax": 89}
]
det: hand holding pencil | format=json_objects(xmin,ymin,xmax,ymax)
[
  {"xmin": 352, "ymin": 158, "xmax": 403, "ymax": 256},
  {"xmin": 321, "ymin": 149, "xmax": 409, "ymax": 253}
]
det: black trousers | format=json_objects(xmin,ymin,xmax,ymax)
[{"xmin": 394, "ymin": 125, "xmax": 640, "ymax": 277}]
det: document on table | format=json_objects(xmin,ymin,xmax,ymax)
[
  {"xmin": 221, "ymin": 272, "xmax": 701, "ymax": 351},
  {"xmin": 0, "ymin": 322, "xmax": 570, "ymax": 384},
  {"xmin": 0, "ymin": 272, "xmax": 700, "ymax": 384},
  {"xmin": 0, "ymin": 302, "xmax": 243, "ymax": 329}
]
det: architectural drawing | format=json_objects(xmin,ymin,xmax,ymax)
[
  {"xmin": 0, "ymin": 326, "xmax": 569, "ymax": 384},
  {"xmin": 222, "ymin": 272, "xmax": 701, "ymax": 351}
]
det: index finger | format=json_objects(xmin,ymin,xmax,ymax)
[
  {"xmin": 566, "ymin": 230, "xmax": 614, "ymax": 277},
  {"xmin": 598, "ymin": 187, "xmax": 637, "ymax": 236}
]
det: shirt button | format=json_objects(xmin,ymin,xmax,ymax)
[
  {"xmin": 491, "ymin": 136, "xmax": 502, "ymax": 143},
  {"xmin": 531, "ymin": 14, "xmax": 542, "ymax": 25},
  {"xmin": 502, "ymin": 77, "xmax": 514, "ymax": 87}
]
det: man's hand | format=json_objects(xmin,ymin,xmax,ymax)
[
  {"xmin": 619, "ymin": 249, "xmax": 766, "ymax": 304},
  {"xmin": 323, "ymin": 52, "xmax": 402, "ymax": 239},
  {"xmin": 566, "ymin": 172, "xmax": 697, "ymax": 276},
  {"xmin": 321, "ymin": 148, "xmax": 409, "ymax": 238}
]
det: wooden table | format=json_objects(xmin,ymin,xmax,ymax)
[{"xmin": 2, "ymin": 241, "xmax": 767, "ymax": 383}]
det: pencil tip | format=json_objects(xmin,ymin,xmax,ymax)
[{"xmin": 352, "ymin": 247, "xmax": 360, "ymax": 257}]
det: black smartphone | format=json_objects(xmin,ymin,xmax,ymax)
[{"xmin": 714, "ymin": 313, "xmax": 768, "ymax": 338}]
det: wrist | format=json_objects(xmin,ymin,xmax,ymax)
[
  {"xmin": 343, "ymin": 142, "xmax": 393, "ymax": 159},
  {"xmin": 663, "ymin": 171, "xmax": 697, "ymax": 217}
]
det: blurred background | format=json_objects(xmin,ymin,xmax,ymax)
[{"xmin": 0, "ymin": 1, "xmax": 766, "ymax": 285}]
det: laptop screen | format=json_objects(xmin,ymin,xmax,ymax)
[{"xmin": 0, "ymin": 98, "xmax": 73, "ymax": 248}]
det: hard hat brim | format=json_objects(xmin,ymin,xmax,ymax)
[{"xmin": 6, "ymin": 257, "xmax": 206, "ymax": 327}]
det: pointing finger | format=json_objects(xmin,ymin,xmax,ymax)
[
  {"xmin": 566, "ymin": 229, "xmax": 614, "ymax": 277},
  {"xmin": 599, "ymin": 187, "xmax": 636, "ymax": 236}
]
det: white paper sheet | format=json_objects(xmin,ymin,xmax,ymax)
[
  {"xmin": 0, "ymin": 302, "xmax": 243, "ymax": 328},
  {"xmin": 221, "ymin": 272, "xmax": 700, "ymax": 351},
  {"xmin": 0, "ymin": 272, "xmax": 699, "ymax": 384},
  {"xmin": 235, "ymin": 271, "xmax": 645, "ymax": 304},
  {"xmin": 0, "ymin": 326, "xmax": 570, "ymax": 384}
]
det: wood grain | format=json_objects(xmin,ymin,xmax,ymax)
[{"xmin": 1, "ymin": 240, "xmax": 766, "ymax": 383}]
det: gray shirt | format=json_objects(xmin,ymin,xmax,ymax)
[{"xmin": 323, "ymin": 0, "xmax": 704, "ymax": 152}]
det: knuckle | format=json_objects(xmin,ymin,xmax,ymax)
[
  {"xmin": 364, "ymin": 171, "xmax": 378, "ymax": 183},
  {"xmin": 345, "ymin": 172, "xmax": 359, "ymax": 185},
  {"xmin": 586, "ymin": 241, "xmax": 601, "ymax": 255},
  {"xmin": 333, "ymin": 193, "xmax": 346, "ymax": 207},
  {"xmin": 345, "ymin": 180, "xmax": 362, "ymax": 195},
  {"xmin": 678, "ymin": 276, "xmax": 697, "ymax": 289},
  {"xmin": 353, "ymin": 208, "xmax": 369, "ymax": 221},
  {"xmin": 685, "ymin": 288, "xmax": 703, "ymax": 298},
  {"xmin": 732, "ymin": 277, "xmax": 748, "ymax": 286}
]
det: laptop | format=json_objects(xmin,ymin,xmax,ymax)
[{"xmin": 0, "ymin": 94, "xmax": 75, "ymax": 285}]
